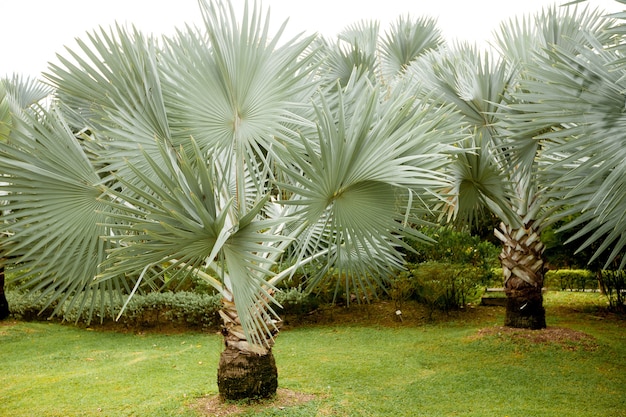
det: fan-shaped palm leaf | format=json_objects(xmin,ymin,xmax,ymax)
[
  {"xmin": 407, "ymin": 45, "xmax": 520, "ymax": 226},
  {"xmin": 279, "ymin": 76, "xmax": 458, "ymax": 299},
  {"xmin": 1, "ymin": 74, "xmax": 51, "ymax": 113},
  {"xmin": 314, "ymin": 20, "xmax": 381, "ymax": 89},
  {"xmin": 161, "ymin": 0, "xmax": 316, "ymax": 157},
  {"xmin": 493, "ymin": 3, "xmax": 614, "ymax": 67},
  {"xmin": 338, "ymin": 19, "xmax": 380, "ymax": 56},
  {"xmin": 100, "ymin": 136, "xmax": 300, "ymax": 346},
  {"xmin": 0, "ymin": 105, "xmax": 123, "ymax": 321},
  {"xmin": 0, "ymin": 75, "xmax": 51, "ymax": 141},
  {"xmin": 379, "ymin": 14, "xmax": 443, "ymax": 82}
]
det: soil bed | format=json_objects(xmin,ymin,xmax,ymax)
[
  {"xmin": 472, "ymin": 325, "xmax": 598, "ymax": 351},
  {"xmin": 190, "ymin": 388, "xmax": 317, "ymax": 416}
]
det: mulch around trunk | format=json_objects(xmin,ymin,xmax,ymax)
[
  {"xmin": 190, "ymin": 388, "xmax": 318, "ymax": 416},
  {"xmin": 471, "ymin": 325, "xmax": 599, "ymax": 351}
]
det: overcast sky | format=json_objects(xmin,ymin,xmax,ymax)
[{"xmin": 1, "ymin": 0, "xmax": 622, "ymax": 79}]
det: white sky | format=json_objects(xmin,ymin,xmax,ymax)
[{"xmin": 1, "ymin": 0, "xmax": 622, "ymax": 79}]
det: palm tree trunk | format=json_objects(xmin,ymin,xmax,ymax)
[
  {"xmin": 217, "ymin": 298, "xmax": 278, "ymax": 400},
  {"xmin": 0, "ymin": 265, "xmax": 9, "ymax": 320},
  {"xmin": 495, "ymin": 222, "xmax": 546, "ymax": 329}
]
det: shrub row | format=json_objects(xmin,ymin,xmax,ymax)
[
  {"xmin": 6, "ymin": 287, "xmax": 321, "ymax": 330},
  {"xmin": 487, "ymin": 268, "xmax": 598, "ymax": 292},
  {"xmin": 7, "ymin": 291, "xmax": 223, "ymax": 330},
  {"xmin": 544, "ymin": 269, "xmax": 597, "ymax": 291},
  {"xmin": 274, "ymin": 287, "xmax": 321, "ymax": 317},
  {"xmin": 7, "ymin": 268, "xmax": 620, "ymax": 329}
]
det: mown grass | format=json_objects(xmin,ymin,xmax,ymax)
[
  {"xmin": 0, "ymin": 322, "xmax": 223, "ymax": 416},
  {"xmin": 1, "ymin": 291, "xmax": 625, "ymax": 417}
]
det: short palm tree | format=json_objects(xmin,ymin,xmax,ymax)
[
  {"xmin": 0, "ymin": 0, "xmax": 461, "ymax": 399},
  {"xmin": 405, "ymin": 3, "xmax": 615, "ymax": 329}
]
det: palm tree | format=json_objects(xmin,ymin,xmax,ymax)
[
  {"xmin": 405, "ymin": 3, "xmax": 615, "ymax": 329},
  {"xmin": 500, "ymin": 1, "xmax": 626, "ymax": 271},
  {"xmin": 0, "ymin": 0, "xmax": 461, "ymax": 399}
]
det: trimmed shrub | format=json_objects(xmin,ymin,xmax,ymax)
[
  {"xmin": 389, "ymin": 270, "xmax": 415, "ymax": 310},
  {"xmin": 159, "ymin": 272, "xmax": 219, "ymax": 295},
  {"xmin": 6, "ymin": 291, "xmax": 59, "ymax": 321},
  {"xmin": 491, "ymin": 268, "xmax": 503, "ymax": 284},
  {"xmin": 120, "ymin": 292, "xmax": 222, "ymax": 329}
]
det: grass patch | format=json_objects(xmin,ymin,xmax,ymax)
[
  {"xmin": 0, "ymin": 323, "xmax": 222, "ymax": 417},
  {"xmin": 2, "ymin": 292, "xmax": 626, "ymax": 416}
]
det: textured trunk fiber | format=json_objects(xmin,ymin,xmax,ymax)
[
  {"xmin": 216, "ymin": 298, "xmax": 278, "ymax": 400},
  {"xmin": 217, "ymin": 346, "xmax": 278, "ymax": 400},
  {"xmin": 495, "ymin": 222, "xmax": 546, "ymax": 330},
  {"xmin": 0, "ymin": 265, "xmax": 9, "ymax": 320}
]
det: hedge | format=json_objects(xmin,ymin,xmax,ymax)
[
  {"xmin": 489, "ymin": 268, "xmax": 597, "ymax": 292},
  {"xmin": 6, "ymin": 287, "xmax": 321, "ymax": 330},
  {"xmin": 544, "ymin": 270, "xmax": 597, "ymax": 291},
  {"xmin": 7, "ymin": 291, "xmax": 222, "ymax": 330}
]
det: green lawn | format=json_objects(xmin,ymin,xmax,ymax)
[{"xmin": 1, "ymin": 292, "xmax": 625, "ymax": 416}]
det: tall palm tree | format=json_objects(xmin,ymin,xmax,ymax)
[
  {"xmin": 405, "ymin": 3, "xmax": 615, "ymax": 329},
  {"xmin": 0, "ymin": 0, "xmax": 461, "ymax": 399},
  {"xmin": 501, "ymin": 1, "xmax": 626, "ymax": 271}
]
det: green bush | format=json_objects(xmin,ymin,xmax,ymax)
[
  {"xmin": 544, "ymin": 269, "xmax": 597, "ymax": 291},
  {"xmin": 274, "ymin": 287, "xmax": 320, "ymax": 317},
  {"xmin": 389, "ymin": 270, "xmax": 415, "ymax": 310},
  {"xmin": 598, "ymin": 270, "xmax": 626, "ymax": 312},
  {"xmin": 122, "ymin": 292, "xmax": 222, "ymax": 329},
  {"xmin": 394, "ymin": 261, "xmax": 483, "ymax": 318},
  {"xmin": 491, "ymin": 268, "xmax": 503, "ymax": 285},
  {"xmin": 407, "ymin": 227, "xmax": 500, "ymax": 287},
  {"xmin": 272, "ymin": 262, "xmax": 348, "ymax": 304}
]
